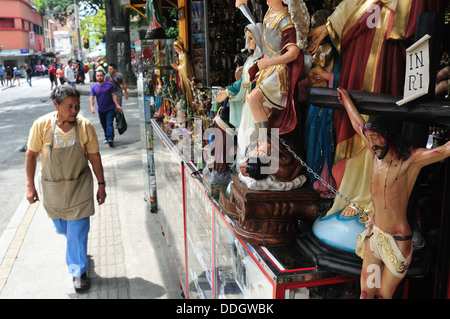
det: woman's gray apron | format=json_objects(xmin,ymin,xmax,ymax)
[{"xmin": 40, "ymin": 115, "xmax": 95, "ymax": 220}]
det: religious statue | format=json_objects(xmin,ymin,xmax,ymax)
[
  {"xmin": 303, "ymin": 9, "xmax": 341, "ymax": 197},
  {"xmin": 145, "ymin": 0, "xmax": 166, "ymax": 39},
  {"xmin": 171, "ymin": 39, "xmax": 195, "ymax": 115},
  {"xmin": 235, "ymin": 0, "xmax": 310, "ymax": 191},
  {"xmin": 337, "ymin": 88, "xmax": 450, "ymax": 299},
  {"xmin": 307, "ymin": 0, "xmax": 446, "ymax": 218},
  {"xmin": 215, "ymin": 23, "xmax": 265, "ymax": 165},
  {"xmin": 175, "ymin": 96, "xmax": 186, "ymax": 128},
  {"xmin": 209, "ymin": 23, "xmax": 265, "ymax": 206},
  {"xmin": 224, "ymin": 0, "xmax": 320, "ymax": 247},
  {"xmin": 152, "ymin": 77, "xmax": 165, "ymax": 119}
]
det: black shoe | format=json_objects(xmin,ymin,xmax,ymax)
[
  {"xmin": 108, "ymin": 140, "xmax": 114, "ymax": 147},
  {"xmin": 73, "ymin": 273, "xmax": 90, "ymax": 293}
]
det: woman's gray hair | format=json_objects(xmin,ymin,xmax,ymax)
[{"xmin": 51, "ymin": 84, "xmax": 80, "ymax": 105}]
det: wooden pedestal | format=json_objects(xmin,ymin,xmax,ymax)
[
  {"xmin": 219, "ymin": 188, "xmax": 238, "ymax": 219},
  {"xmin": 230, "ymin": 174, "xmax": 319, "ymax": 246}
]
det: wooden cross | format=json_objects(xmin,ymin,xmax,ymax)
[{"xmin": 309, "ymin": 87, "xmax": 450, "ymax": 129}]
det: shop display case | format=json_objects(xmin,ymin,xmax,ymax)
[
  {"xmin": 135, "ymin": 0, "xmax": 450, "ymax": 300},
  {"xmin": 149, "ymin": 119, "xmax": 358, "ymax": 299},
  {"xmin": 152, "ymin": 123, "xmax": 188, "ymax": 294}
]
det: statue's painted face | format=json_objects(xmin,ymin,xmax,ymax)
[
  {"xmin": 364, "ymin": 130, "xmax": 389, "ymax": 159},
  {"xmin": 173, "ymin": 45, "xmax": 182, "ymax": 54},
  {"xmin": 245, "ymin": 30, "xmax": 257, "ymax": 51}
]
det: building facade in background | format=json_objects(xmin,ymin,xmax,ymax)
[{"xmin": 0, "ymin": 0, "xmax": 54, "ymax": 69}]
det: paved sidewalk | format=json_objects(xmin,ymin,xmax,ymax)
[{"xmin": 0, "ymin": 84, "xmax": 182, "ymax": 299}]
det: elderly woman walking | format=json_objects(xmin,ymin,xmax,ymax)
[{"xmin": 25, "ymin": 84, "xmax": 106, "ymax": 293}]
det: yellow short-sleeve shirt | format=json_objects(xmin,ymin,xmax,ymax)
[{"xmin": 27, "ymin": 111, "xmax": 99, "ymax": 168}]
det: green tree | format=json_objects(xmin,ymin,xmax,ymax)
[
  {"xmin": 80, "ymin": 9, "xmax": 106, "ymax": 47},
  {"xmin": 35, "ymin": 0, "xmax": 136, "ymax": 85},
  {"xmin": 34, "ymin": 0, "xmax": 103, "ymax": 25}
]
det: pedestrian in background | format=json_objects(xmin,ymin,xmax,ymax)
[
  {"xmin": 90, "ymin": 69, "xmax": 122, "ymax": 147},
  {"xmin": 26, "ymin": 65, "xmax": 33, "ymax": 86},
  {"xmin": 105, "ymin": 63, "xmax": 128, "ymax": 107},
  {"xmin": 65, "ymin": 60, "xmax": 76, "ymax": 88},
  {"xmin": 12, "ymin": 67, "xmax": 21, "ymax": 86},
  {"xmin": 0, "ymin": 64, "xmax": 5, "ymax": 86},
  {"xmin": 76, "ymin": 60, "xmax": 85, "ymax": 85},
  {"xmin": 48, "ymin": 64, "xmax": 57, "ymax": 90},
  {"xmin": 25, "ymin": 84, "xmax": 107, "ymax": 293},
  {"xmin": 56, "ymin": 65, "xmax": 65, "ymax": 85},
  {"xmin": 105, "ymin": 63, "xmax": 128, "ymax": 127},
  {"xmin": 6, "ymin": 66, "xmax": 13, "ymax": 86}
]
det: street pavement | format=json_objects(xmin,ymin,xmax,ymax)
[{"xmin": 0, "ymin": 78, "xmax": 183, "ymax": 299}]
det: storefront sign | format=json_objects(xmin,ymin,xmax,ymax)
[
  {"xmin": 0, "ymin": 49, "xmax": 29, "ymax": 56},
  {"xmin": 397, "ymin": 34, "xmax": 431, "ymax": 106},
  {"xmin": 29, "ymin": 31, "xmax": 35, "ymax": 46}
]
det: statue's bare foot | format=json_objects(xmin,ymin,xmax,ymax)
[
  {"xmin": 248, "ymin": 141, "xmax": 270, "ymax": 159},
  {"xmin": 341, "ymin": 205, "xmax": 359, "ymax": 217}
]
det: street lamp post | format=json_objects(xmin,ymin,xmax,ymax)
[{"xmin": 74, "ymin": 0, "xmax": 82, "ymax": 61}]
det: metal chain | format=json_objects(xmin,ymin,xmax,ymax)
[
  {"xmin": 280, "ymin": 136, "xmax": 429, "ymax": 249},
  {"xmin": 243, "ymin": 134, "xmax": 427, "ymax": 248},
  {"xmin": 211, "ymin": 131, "xmax": 430, "ymax": 249},
  {"xmin": 277, "ymin": 136, "xmax": 370, "ymax": 218}
]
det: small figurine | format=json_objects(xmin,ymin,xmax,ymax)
[
  {"xmin": 175, "ymin": 96, "xmax": 186, "ymax": 128},
  {"xmin": 152, "ymin": 77, "xmax": 164, "ymax": 119}
]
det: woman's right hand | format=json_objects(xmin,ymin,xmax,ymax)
[{"xmin": 26, "ymin": 186, "xmax": 39, "ymax": 204}]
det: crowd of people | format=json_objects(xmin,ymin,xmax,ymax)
[
  {"xmin": 0, "ymin": 64, "xmax": 33, "ymax": 87},
  {"xmin": 0, "ymin": 60, "xmax": 94, "ymax": 88}
]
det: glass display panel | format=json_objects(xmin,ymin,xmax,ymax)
[
  {"xmin": 185, "ymin": 167, "xmax": 213, "ymax": 298},
  {"xmin": 151, "ymin": 122, "xmax": 187, "ymax": 294},
  {"xmin": 163, "ymin": 141, "xmax": 186, "ymax": 293},
  {"xmin": 214, "ymin": 210, "xmax": 274, "ymax": 299}
]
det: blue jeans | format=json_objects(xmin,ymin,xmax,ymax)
[
  {"xmin": 98, "ymin": 109, "xmax": 115, "ymax": 141},
  {"xmin": 26, "ymin": 75, "xmax": 32, "ymax": 86},
  {"xmin": 53, "ymin": 217, "xmax": 90, "ymax": 277}
]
